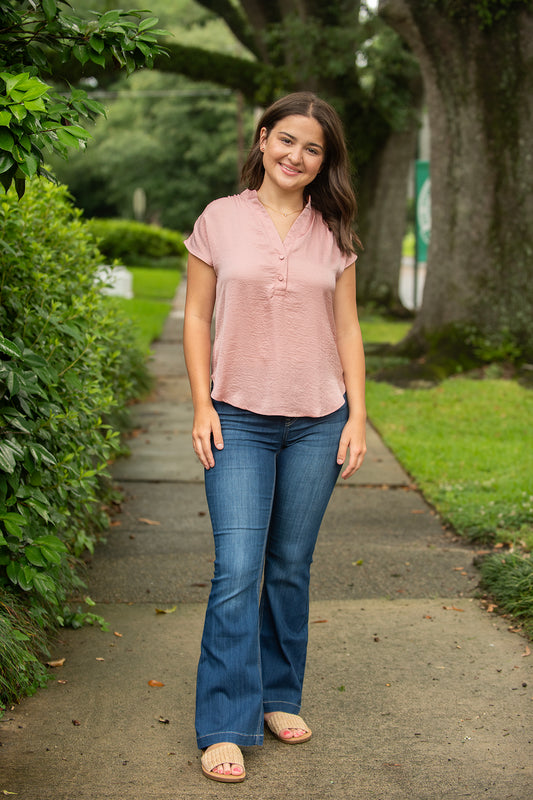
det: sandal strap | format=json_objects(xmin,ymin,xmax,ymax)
[
  {"xmin": 266, "ymin": 712, "xmax": 311, "ymax": 735},
  {"xmin": 201, "ymin": 743, "xmax": 244, "ymax": 773}
]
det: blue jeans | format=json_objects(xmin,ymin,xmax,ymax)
[{"xmin": 195, "ymin": 398, "xmax": 348, "ymax": 749}]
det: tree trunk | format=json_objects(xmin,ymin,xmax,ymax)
[
  {"xmin": 356, "ymin": 80, "xmax": 422, "ymax": 312},
  {"xmin": 380, "ymin": 0, "xmax": 533, "ymax": 360}
]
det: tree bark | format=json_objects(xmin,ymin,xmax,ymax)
[
  {"xmin": 356, "ymin": 77, "xmax": 422, "ymax": 311},
  {"xmin": 380, "ymin": 0, "xmax": 533, "ymax": 359}
]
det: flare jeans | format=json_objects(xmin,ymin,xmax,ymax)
[{"xmin": 195, "ymin": 397, "xmax": 348, "ymax": 749}]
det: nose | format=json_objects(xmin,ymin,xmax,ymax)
[{"xmin": 287, "ymin": 145, "xmax": 303, "ymax": 164}]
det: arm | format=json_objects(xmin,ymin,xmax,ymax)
[
  {"xmin": 183, "ymin": 253, "xmax": 223, "ymax": 469},
  {"xmin": 333, "ymin": 263, "xmax": 367, "ymax": 479}
]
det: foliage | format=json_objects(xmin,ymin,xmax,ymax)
[
  {"xmin": 87, "ymin": 218, "xmax": 185, "ymax": 265},
  {"xmin": 365, "ymin": 377, "xmax": 533, "ymax": 547},
  {"xmin": 0, "ymin": 176, "xmax": 149, "ymax": 705},
  {"xmin": 0, "ymin": 0, "xmax": 167, "ymax": 196},
  {"xmin": 432, "ymin": 0, "xmax": 533, "ymax": 28},
  {"xmin": 480, "ymin": 553, "xmax": 533, "ymax": 636},
  {"xmin": 50, "ymin": 70, "xmax": 253, "ymax": 231}
]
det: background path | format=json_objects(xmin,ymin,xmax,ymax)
[{"xmin": 1, "ymin": 282, "xmax": 531, "ymax": 799}]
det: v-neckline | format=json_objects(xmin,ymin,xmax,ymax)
[{"xmin": 252, "ymin": 190, "xmax": 311, "ymax": 245}]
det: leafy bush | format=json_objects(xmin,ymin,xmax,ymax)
[
  {"xmin": 87, "ymin": 218, "xmax": 185, "ymax": 266},
  {"xmin": 0, "ymin": 177, "xmax": 150, "ymax": 707}
]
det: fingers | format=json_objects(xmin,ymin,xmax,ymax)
[
  {"xmin": 192, "ymin": 409, "xmax": 223, "ymax": 470},
  {"xmin": 337, "ymin": 426, "xmax": 366, "ymax": 480},
  {"xmin": 340, "ymin": 445, "xmax": 366, "ymax": 479}
]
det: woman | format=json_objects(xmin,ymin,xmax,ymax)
[{"xmin": 183, "ymin": 92, "xmax": 366, "ymax": 783}]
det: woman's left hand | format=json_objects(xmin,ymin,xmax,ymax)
[{"xmin": 336, "ymin": 416, "xmax": 367, "ymax": 479}]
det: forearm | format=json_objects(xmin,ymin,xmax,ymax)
[
  {"xmin": 183, "ymin": 314, "xmax": 213, "ymax": 410},
  {"xmin": 337, "ymin": 326, "xmax": 366, "ymax": 420}
]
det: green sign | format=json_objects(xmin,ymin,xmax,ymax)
[{"xmin": 415, "ymin": 160, "xmax": 431, "ymax": 262}]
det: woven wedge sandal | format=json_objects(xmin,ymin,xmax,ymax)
[
  {"xmin": 201, "ymin": 743, "xmax": 246, "ymax": 783},
  {"xmin": 265, "ymin": 712, "xmax": 312, "ymax": 744}
]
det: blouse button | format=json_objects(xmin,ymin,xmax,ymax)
[
  {"xmin": 278, "ymin": 275, "xmax": 284, "ymax": 281},
  {"xmin": 279, "ymin": 254, "xmax": 285, "ymax": 260}
]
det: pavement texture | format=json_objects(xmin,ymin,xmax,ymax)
[{"xmin": 1, "ymin": 281, "xmax": 532, "ymax": 800}]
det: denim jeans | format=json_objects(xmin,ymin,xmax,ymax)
[{"xmin": 195, "ymin": 397, "xmax": 348, "ymax": 749}]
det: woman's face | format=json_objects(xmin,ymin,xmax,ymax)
[{"xmin": 259, "ymin": 114, "xmax": 325, "ymax": 196}]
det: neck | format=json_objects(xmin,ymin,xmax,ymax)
[
  {"xmin": 256, "ymin": 188, "xmax": 305, "ymax": 217},
  {"xmin": 257, "ymin": 178, "xmax": 304, "ymax": 207}
]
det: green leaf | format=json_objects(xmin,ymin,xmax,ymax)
[
  {"xmin": 98, "ymin": 10, "xmax": 121, "ymax": 27},
  {"xmin": 0, "ymin": 128, "xmax": 14, "ymax": 152},
  {"xmin": 24, "ymin": 99, "xmax": 46, "ymax": 113},
  {"xmin": 72, "ymin": 45, "xmax": 90, "ymax": 66},
  {"xmin": 18, "ymin": 153, "xmax": 39, "ymax": 178},
  {"xmin": 0, "ymin": 512, "xmax": 27, "ymax": 527},
  {"xmin": 40, "ymin": 546, "xmax": 62, "ymax": 565},
  {"xmin": 61, "ymin": 125, "xmax": 91, "ymax": 140},
  {"xmin": 22, "ymin": 83, "xmax": 50, "ymax": 102},
  {"xmin": 0, "ymin": 152, "xmax": 15, "ymax": 174},
  {"xmin": 138, "ymin": 17, "xmax": 159, "ymax": 32},
  {"xmin": 18, "ymin": 564, "xmax": 36, "ymax": 591},
  {"xmin": 28, "ymin": 443, "xmax": 56, "ymax": 466},
  {"xmin": 0, "ymin": 335, "xmax": 23, "ymax": 358},
  {"xmin": 34, "ymin": 535, "xmax": 67, "ymax": 553},
  {"xmin": 42, "ymin": 0, "xmax": 57, "ymax": 22},
  {"xmin": 88, "ymin": 51, "xmax": 106, "ymax": 68},
  {"xmin": 0, "ymin": 442, "xmax": 17, "ymax": 473},
  {"xmin": 9, "ymin": 104, "xmax": 27, "ymax": 123},
  {"xmin": 24, "ymin": 545, "xmax": 46, "ymax": 567},
  {"xmin": 89, "ymin": 35, "xmax": 105, "ymax": 54},
  {"xmin": 6, "ymin": 560, "xmax": 19, "ymax": 585},
  {"xmin": 55, "ymin": 128, "xmax": 81, "ymax": 149},
  {"xmin": 0, "ymin": 73, "xmax": 28, "ymax": 95},
  {"xmin": 0, "ymin": 110, "xmax": 12, "ymax": 126}
]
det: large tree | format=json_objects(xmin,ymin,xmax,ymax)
[
  {"xmin": 380, "ymin": 0, "xmax": 533, "ymax": 360},
  {"xmin": 51, "ymin": 0, "xmax": 421, "ymax": 309}
]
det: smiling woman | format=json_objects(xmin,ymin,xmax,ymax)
[{"xmin": 182, "ymin": 91, "xmax": 367, "ymax": 783}]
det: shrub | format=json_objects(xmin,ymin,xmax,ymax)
[
  {"xmin": 0, "ymin": 177, "xmax": 150, "ymax": 707},
  {"xmin": 87, "ymin": 218, "xmax": 186, "ymax": 266}
]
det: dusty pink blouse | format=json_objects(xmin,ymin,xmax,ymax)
[{"xmin": 184, "ymin": 188, "xmax": 354, "ymax": 417}]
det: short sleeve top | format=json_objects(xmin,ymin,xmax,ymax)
[{"xmin": 184, "ymin": 188, "xmax": 355, "ymax": 417}]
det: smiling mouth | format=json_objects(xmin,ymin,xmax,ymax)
[{"xmin": 280, "ymin": 163, "xmax": 301, "ymax": 175}]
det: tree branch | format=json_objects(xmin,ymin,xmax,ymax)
[
  {"xmin": 194, "ymin": 0, "xmax": 262, "ymax": 58},
  {"xmin": 46, "ymin": 42, "xmax": 271, "ymax": 103}
]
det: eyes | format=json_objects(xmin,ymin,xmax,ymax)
[{"xmin": 278, "ymin": 135, "xmax": 323, "ymax": 157}]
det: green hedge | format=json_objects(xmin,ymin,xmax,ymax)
[
  {"xmin": 87, "ymin": 218, "xmax": 186, "ymax": 266},
  {"xmin": 0, "ymin": 178, "xmax": 150, "ymax": 707}
]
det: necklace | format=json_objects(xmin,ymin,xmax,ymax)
[{"xmin": 257, "ymin": 195, "xmax": 303, "ymax": 217}]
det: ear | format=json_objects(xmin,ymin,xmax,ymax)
[{"xmin": 259, "ymin": 126, "xmax": 268, "ymax": 151}]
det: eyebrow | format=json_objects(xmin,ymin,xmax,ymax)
[{"xmin": 279, "ymin": 130, "xmax": 324, "ymax": 151}]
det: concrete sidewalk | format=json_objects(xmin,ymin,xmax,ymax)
[{"xmin": 1, "ymin": 282, "xmax": 531, "ymax": 800}]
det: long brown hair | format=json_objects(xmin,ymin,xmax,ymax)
[{"xmin": 241, "ymin": 92, "xmax": 361, "ymax": 256}]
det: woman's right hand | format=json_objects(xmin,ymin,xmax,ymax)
[{"xmin": 192, "ymin": 404, "xmax": 224, "ymax": 470}]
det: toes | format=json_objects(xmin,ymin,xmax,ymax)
[
  {"xmin": 280, "ymin": 727, "xmax": 307, "ymax": 739},
  {"xmin": 212, "ymin": 762, "xmax": 243, "ymax": 776}
]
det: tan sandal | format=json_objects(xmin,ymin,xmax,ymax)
[
  {"xmin": 201, "ymin": 742, "xmax": 246, "ymax": 783},
  {"xmin": 265, "ymin": 712, "xmax": 312, "ymax": 744}
]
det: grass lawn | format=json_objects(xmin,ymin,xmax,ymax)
[
  {"xmin": 361, "ymin": 312, "xmax": 533, "ymax": 636},
  {"xmin": 366, "ymin": 378, "xmax": 533, "ymax": 549},
  {"xmin": 109, "ymin": 267, "xmax": 182, "ymax": 351}
]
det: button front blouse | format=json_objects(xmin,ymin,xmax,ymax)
[{"xmin": 184, "ymin": 188, "xmax": 354, "ymax": 417}]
